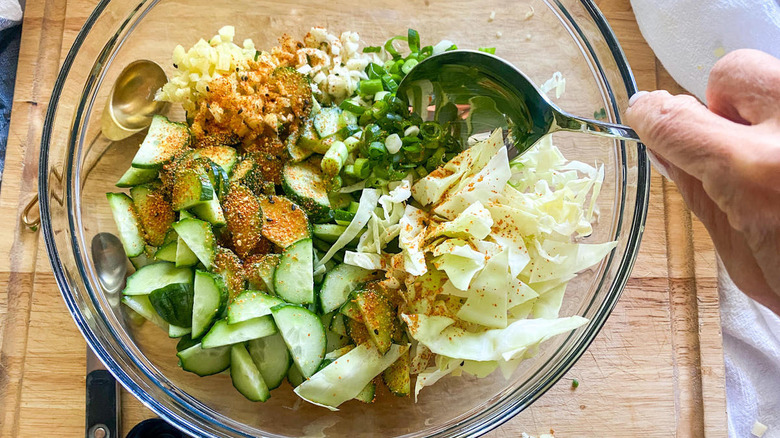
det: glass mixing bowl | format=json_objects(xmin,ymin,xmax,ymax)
[{"xmin": 39, "ymin": 0, "xmax": 649, "ymax": 436}]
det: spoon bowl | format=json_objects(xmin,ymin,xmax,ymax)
[
  {"xmin": 101, "ymin": 59, "xmax": 169, "ymax": 141},
  {"xmin": 397, "ymin": 50, "xmax": 640, "ymax": 156}
]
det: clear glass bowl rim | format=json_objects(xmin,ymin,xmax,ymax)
[{"xmin": 38, "ymin": 0, "xmax": 649, "ymax": 436}]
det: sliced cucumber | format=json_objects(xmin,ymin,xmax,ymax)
[
  {"xmin": 354, "ymin": 381, "xmax": 376, "ymax": 404},
  {"xmin": 214, "ymin": 247, "xmax": 246, "ymax": 301},
  {"xmin": 295, "ymin": 116, "xmax": 322, "ymax": 154},
  {"xmin": 172, "ymin": 165, "xmax": 214, "ymax": 211},
  {"xmin": 191, "ymin": 196, "xmax": 226, "ymax": 227},
  {"xmin": 230, "ymin": 343, "xmax": 271, "ymax": 402},
  {"xmin": 324, "ymin": 344, "xmax": 354, "ymax": 360},
  {"xmin": 382, "ymin": 349, "xmax": 411, "ymax": 397},
  {"xmin": 116, "ymin": 166, "xmax": 158, "ymax": 188},
  {"xmin": 339, "ymin": 299, "xmax": 363, "ymax": 322},
  {"xmin": 194, "ymin": 145, "xmax": 238, "ymax": 174},
  {"xmin": 229, "ymin": 156, "xmax": 275, "ymax": 197},
  {"xmin": 123, "ymin": 262, "xmax": 193, "ymax": 296},
  {"xmin": 273, "ymin": 239, "xmax": 314, "ymax": 305},
  {"xmin": 172, "ymin": 218, "xmax": 216, "ymax": 270},
  {"xmin": 320, "ymin": 264, "xmax": 380, "ymax": 314},
  {"xmin": 332, "ymin": 209, "xmax": 356, "ymax": 226},
  {"xmin": 176, "ymin": 334, "xmax": 199, "ymax": 352},
  {"xmin": 131, "ymin": 115, "xmax": 191, "ymax": 169},
  {"xmin": 223, "ymin": 183, "xmax": 263, "ymax": 258},
  {"xmin": 258, "ymin": 195, "xmax": 311, "ymax": 248},
  {"xmin": 154, "ymin": 240, "xmax": 178, "ymax": 262},
  {"xmin": 130, "ymin": 182, "xmax": 175, "ymax": 247},
  {"xmin": 271, "ymin": 304, "xmax": 326, "ymax": 378},
  {"xmin": 227, "ymin": 291, "xmax": 284, "ymax": 324},
  {"xmin": 286, "ymin": 123, "xmax": 313, "ymax": 163},
  {"xmin": 201, "ymin": 316, "xmax": 277, "ymax": 349},
  {"xmin": 329, "ymin": 312, "xmax": 348, "ymax": 337},
  {"xmin": 149, "ymin": 282, "xmax": 195, "ymax": 328},
  {"xmin": 287, "ymin": 363, "xmax": 305, "ymax": 387},
  {"xmin": 175, "ymin": 235, "xmax": 200, "ymax": 267},
  {"xmin": 177, "ymin": 343, "xmax": 231, "ymax": 377},
  {"xmin": 312, "ymin": 224, "xmax": 347, "ymax": 243},
  {"xmin": 121, "ymin": 295, "xmax": 167, "ymax": 329},
  {"xmin": 192, "ymin": 270, "xmax": 229, "ymax": 338},
  {"xmin": 244, "ymin": 254, "xmax": 281, "ymax": 294},
  {"xmin": 248, "ymin": 333, "xmax": 291, "ymax": 390},
  {"xmin": 355, "ymin": 282, "xmax": 395, "ymax": 354},
  {"xmin": 106, "ymin": 192, "xmax": 146, "ymax": 258},
  {"xmin": 294, "ymin": 343, "xmax": 408, "ymax": 410},
  {"xmin": 282, "ymin": 160, "xmax": 331, "ymax": 221},
  {"xmin": 130, "ymin": 250, "xmax": 155, "ymax": 270},
  {"xmin": 168, "ymin": 324, "xmax": 191, "ymax": 338},
  {"xmin": 344, "ymin": 317, "xmax": 371, "ymax": 345},
  {"xmin": 313, "ymin": 107, "xmax": 341, "ymax": 138}
]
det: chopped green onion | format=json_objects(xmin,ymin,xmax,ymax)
[
  {"xmin": 329, "ymin": 175, "xmax": 343, "ymax": 193},
  {"xmin": 408, "ymin": 29, "xmax": 421, "ymax": 53},
  {"xmin": 353, "ymin": 158, "xmax": 371, "ymax": 179},
  {"xmin": 401, "ymin": 58, "xmax": 419, "ymax": 75},
  {"xmin": 383, "ymin": 35, "xmax": 408, "ymax": 59},
  {"xmin": 359, "ymin": 79, "xmax": 384, "ymax": 96},
  {"xmin": 477, "ymin": 47, "xmax": 497, "ymax": 54},
  {"xmin": 385, "ymin": 133, "xmax": 403, "ymax": 154},
  {"xmin": 343, "ymin": 136, "xmax": 361, "ymax": 153},
  {"xmin": 322, "ymin": 141, "xmax": 349, "ymax": 176},
  {"xmin": 571, "ymin": 379, "xmax": 579, "ymax": 389},
  {"xmin": 416, "ymin": 166, "xmax": 428, "ymax": 178},
  {"xmin": 339, "ymin": 100, "xmax": 366, "ymax": 115},
  {"xmin": 368, "ymin": 141, "xmax": 388, "ymax": 159},
  {"xmin": 363, "ymin": 46, "xmax": 381, "ymax": 53},
  {"xmin": 372, "ymin": 101, "xmax": 389, "ymax": 119},
  {"xmin": 426, "ymin": 147, "xmax": 446, "ymax": 170},
  {"xmin": 421, "ymin": 121, "xmax": 443, "ymax": 141},
  {"xmin": 366, "ymin": 63, "xmax": 387, "ymax": 80},
  {"xmin": 381, "ymin": 74, "xmax": 399, "ymax": 92}
]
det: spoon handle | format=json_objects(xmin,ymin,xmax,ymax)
[{"xmin": 553, "ymin": 111, "xmax": 640, "ymax": 142}]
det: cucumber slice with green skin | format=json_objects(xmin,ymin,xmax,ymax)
[
  {"xmin": 131, "ymin": 115, "xmax": 191, "ymax": 169},
  {"xmin": 355, "ymin": 283, "xmax": 396, "ymax": 354},
  {"xmin": 121, "ymin": 295, "xmax": 167, "ymax": 329},
  {"xmin": 130, "ymin": 251, "xmax": 155, "ymax": 270},
  {"xmin": 320, "ymin": 264, "xmax": 381, "ymax": 314},
  {"xmin": 244, "ymin": 254, "xmax": 281, "ymax": 294},
  {"xmin": 328, "ymin": 192, "xmax": 354, "ymax": 211},
  {"xmin": 130, "ymin": 182, "xmax": 176, "ymax": 247},
  {"xmin": 192, "ymin": 270, "xmax": 229, "ymax": 338},
  {"xmin": 168, "ymin": 324, "xmax": 191, "ymax": 338},
  {"xmin": 154, "ymin": 240, "xmax": 178, "ymax": 262},
  {"xmin": 286, "ymin": 123, "xmax": 314, "ymax": 163},
  {"xmin": 273, "ymin": 239, "xmax": 314, "ymax": 305},
  {"xmin": 176, "ymin": 334, "xmax": 199, "ymax": 352},
  {"xmin": 271, "ymin": 304, "xmax": 326, "ymax": 379},
  {"xmin": 107, "ymin": 193, "xmax": 146, "ymax": 258},
  {"xmin": 247, "ymin": 333, "xmax": 291, "ymax": 390},
  {"xmin": 329, "ymin": 312, "xmax": 348, "ymax": 337},
  {"xmin": 339, "ymin": 299, "xmax": 363, "ymax": 322},
  {"xmin": 345, "ymin": 317, "xmax": 371, "ymax": 345},
  {"xmin": 287, "ymin": 362, "xmax": 305, "ymax": 387},
  {"xmin": 214, "ymin": 248, "xmax": 246, "ymax": 302},
  {"xmin": 382, "ymin": 349, "xmax": 411, "ymax": 397},
  {"xmin": 326, "ymin": 329, "xmax": 351, "ymax": 354},
  {"xmin": 312, "ymin": 224, "xmax": 364, "ymax": 247},
  {"xmin": 149, "ymin": 282, "xmax": 194, "ymax": 328},
  {"xmin": 294, "ymin": 343, "xmax": 408, "ymax": 410},
  {"xmin": 258, "ymin": 195, "xmax": 311, "ymax": 248},
  {"xmin": 177, "ymin": 343, "xmax": 231, "ymax": 377},
  {"xmin": 313, "ymin": 107, "xmax": 341, "ymax": 138},
  {"xmin": 282, "ymin": 160, "xmax": 331, "ymax": 221},
  {"xmin": 230, "ymin": 343, "xmax": 271, "ymax": 402},
  {"xmin": 324, "ymin": 344, "xmax": 354, "ymax": 360},
  {"xmin": 172, "ymin": 218, "xmax": 216, "ymax": 270},
  {"xmin": 332, "ymin": 209, "xmax": 356, "ymax": 226},
  {"xmin": 123, "ymin": 262, "xmax": 193, "ymax": 296},
  {"xmin": 227, "ymin": 291, "xmax": 284, "ymax": 324},
  {"xmin": 175, "ymin": 235, "xmax": 200, "ymax": 267},
  {"xmin": 116, "ymin": 167, "xmax": 158, "ymax": 188},
  {"xmin": 193, "ymin": 145, "xmax": 238, "ymax": 174},
  {"xmin": 223, "ymin": 183, "xmax": 264, "ymax": 258},
  {"xmin": 191, "ymin": 196, "xmax": 226, "ymax": 227},
  {"xmin": 172, "ymin": 166, "xmax": 214, "ymax": 211},
  {"xmin": 354, "ymin": 381, "xmax": 376, "ymax": 404},
  {"xmin": 201, "ymin": 316, "xmax": 277, "ymax": 349}
]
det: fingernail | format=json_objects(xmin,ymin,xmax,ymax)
[
  {"xmin": 647, "ymin": 150, "xmax": 671, "ymax": 179},
  {"xmin": 628, "ymin": 90, "xmax": 650, "ymax": 107}
]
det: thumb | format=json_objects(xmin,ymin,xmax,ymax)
[{"xmin": 625, "ymin": 90, "xmax": 750, "ymax": 182}]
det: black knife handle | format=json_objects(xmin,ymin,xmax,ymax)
[{"xmin": 86, "ymin": 369, "xmax": 118, "ymax": 438}]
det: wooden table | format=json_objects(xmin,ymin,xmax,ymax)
[{"xmin": 0, "ymin": 0, "xmax": 726, "ymax": 436}]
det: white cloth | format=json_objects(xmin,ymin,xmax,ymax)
[{"xmin": 629, "ymin": 1, "xmax": 780, "ymax": 436}]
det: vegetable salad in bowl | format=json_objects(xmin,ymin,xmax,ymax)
[{"xmin": 107, "ymin": 25, "xmax": 616, "ymax": 410}]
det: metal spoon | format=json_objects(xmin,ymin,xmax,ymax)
[
  {"xmin": 23, "ymin": 60, "xmax": 168, "ymax": 230},
  {"xmin": 396, "ymin": 50, "xmax": 640, "ymax": 157},
  {"xmin": 87, "ymin": 233, "xmax": 128, "ymax": 438}
]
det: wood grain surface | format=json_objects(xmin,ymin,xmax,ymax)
[{"xmin": 0, "ymin": 0, "xmax": 726, "ymax": 436}]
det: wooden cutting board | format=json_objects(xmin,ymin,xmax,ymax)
[{"xmin": 0, "ymin": 0, "xmax": 726, "ymax": 436}]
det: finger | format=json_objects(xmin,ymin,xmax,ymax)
[
  {"xmin": 706, "ymin": 49, "xmax": 780, "ymax": 125},
  {"xmin": 665, "ymin": 163, "xmax": 780, "ymax": 314},
  {"xmin": 625, "ymin": 90, "xmax": 750, "ymax": 181}
]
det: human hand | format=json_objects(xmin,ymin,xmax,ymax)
[{"xmin": 625, "ymin": 49, "xmax": 780, "ymax": 315}]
